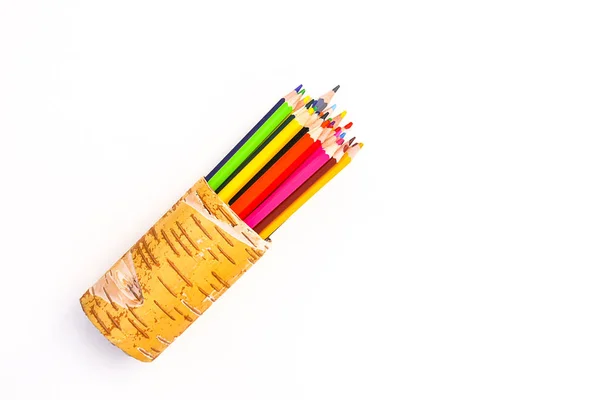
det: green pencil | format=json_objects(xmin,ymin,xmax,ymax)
[{"xmin": 207, "ymin": 89, "xmax": 301, "ymax": 191}]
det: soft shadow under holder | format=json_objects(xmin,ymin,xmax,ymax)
[{"xmin": 80, "ymin": 177, "xmax": 270, "ymax": 362}]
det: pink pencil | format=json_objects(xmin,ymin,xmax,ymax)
[{"xmin": 244, "ymin": 137, "xmax": 343, "ymax": 228}]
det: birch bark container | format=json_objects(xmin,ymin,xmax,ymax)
[{"xmin": 80, "ymin": 177, "xmax": 270, "ymax": 362}]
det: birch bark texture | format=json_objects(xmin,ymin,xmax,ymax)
[{"xmin": 80, "ymin": 178, "xmax": 270, "ymax": 362}]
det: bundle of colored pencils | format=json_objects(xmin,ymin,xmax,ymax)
[{"xmin": 206, "ymin": 84, "xmax": 362, "ymax": 239}]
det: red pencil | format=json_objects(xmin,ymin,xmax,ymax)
[
  {"xmin": 230, "ymin": 117, "xmax": 335, "ymax": 219},
  {"xmin": 229, "ymin": 111, "xmax": 348, "ymax": 220},
  {"xmin": 244, "ymin": 137, "xmax": 343, "ymax": 228}
]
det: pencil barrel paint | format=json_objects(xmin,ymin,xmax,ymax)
[
  {"xmin": 205, "ymin": 99, "xmax": 284, "ymax": 182},
  {"xmin": 214, "ymin": 114, "xmax": 296, "ymax": 193},
  {"xmin": 207, "ymin": 102, "xmax": 293, "ymax": 191},
  {"xmin": 228, "ymin": 127, "xmax": 309, "ymax": 207},
  {"xmin": 244, "ymin": 147, "xmax": 330, "ymax": 228},
  {"xmin": 256, "ymin": 154, "xmax": 353, "ymax": 238},
  {"xmin": 217, "ymin": 118, "xmax": 304, "ymax": 203},
  {"xmin": 231, "ymin": 133, "xmax": 316, "ymax": 219}
]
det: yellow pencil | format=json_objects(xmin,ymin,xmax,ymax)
[
  {"xmin": 217, "ymin": 107, "xmax": 320, "ymax": 203},
  {"xmin": 256, "ymin": 143, "xmax": 363, "ymax": 239}
]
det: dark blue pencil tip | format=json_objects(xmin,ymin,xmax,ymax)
[
  {"xmin": 294, "ymin": 84, "xmax": 303, "ymax": 93},
  {"xmin": 332, "ymin": 85, "xmax": 340, "ymax": 93}
]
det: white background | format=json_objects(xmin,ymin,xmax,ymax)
[{"xmin": 1, "ymin": 1, "xmax": 599, "ymax": 399}]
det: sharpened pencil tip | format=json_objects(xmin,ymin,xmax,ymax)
[
  {"xmin": 332, "ymin": 85, "xmax": 340, "ymax": 93},
  {"xmin": 295, "ymin": 84, "xmax": 303, "ymax": 93},
  {"xmin": 299, "ymin": 88, "xmax": 305, "ymax": 95},
  {"xmin": 320, "ymin": 112, "xmax": 329, "ymax": 120},
  {"xmin": 313, "ymin": 99, "xmax": 326, "ymax": 112},
  {"xmin": 344, "ymin": 122, "xmax": 353, "ymax": 129},
  {"xmin": 340, "ymin": 132, "xmax": 346, "ymax": 139}
]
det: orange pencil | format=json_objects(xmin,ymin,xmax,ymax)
[{"xmin": 230, "ymin": 114, "xmax": 345, "ymax": 219}]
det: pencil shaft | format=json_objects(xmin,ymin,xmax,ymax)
[
  {"xmin": 214, "ymin": 114, "xmax": 294, "ymax": 193},
  {"xmin": 244, "ymin": 147, "xmax": 330, "ymax": 228},
  {"xmin": 218, "ymin": 118, "xmax": 304, "ymax": 203},
  {"xmin": 231, "ymin": 133, "xmax": 317, "ymax": 219},
  {"xmin": 205, "ymin": 99, "xmax": 284, "ymax": 182},
  {"xmin": 256, "ymin": 154, "xmax": 352, "ymax": 238},
  {"xmin": 229, "ymin": 127, "xmax": 308, "ymax": 206},
  {"xmin": 207, "ymin": 101, "xmax": 293, "ymax": 191}
]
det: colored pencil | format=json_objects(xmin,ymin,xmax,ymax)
[
  {"xmin": 213, "ymin": 95, "xmax": 309, "ymax": 193},
  {"xmin": 204, "ymin": 83, "xmax": 363, "ymax": 238},
  {"xmin": 227, "ymin": 125, "xmax": 310, "ymax": 206},
  {"xmin": 205, "ymin": 85, "xmax": 302, "ymax": 183},
  {"xmin": 255, "ymin": 143, "xmax": 362, "ymax": 238},
  {"xmin": 217, "ymin": 101, "xmax": 322, "ymax": 203},
  {"xmin": 312, "ymin": 85, "xmax": 340, "ymax": 112},
  {"xmin": 215, "ymin": 98, "xmax": 316, "ymax": 194},
  {"xmin": 244, "ymin": 137, "xmax": 343, "ymax": 228},
  {"xmin": 230, "ymin": 115, "xmax": 345, "ymax": 219},
  {"xmin": 252, "ymin": 143, "xmax": 350, "ymax": 235},
  {"xmin": 329, "ymin": 111, "xmax": 347, "ymax": 127},
  {"xmin": 207, "ymin": 86, "xmax": 302, "ymax": 191}
]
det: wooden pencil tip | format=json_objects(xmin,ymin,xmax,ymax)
[
  {"xmin": 332, "ymin": 85, "xmax": 340, "ymax": 93},
  {"xmin": 346, "ymin": 143, "xmax": 363, "ymax": 158},
  {"xmin": 344, "ymin": 122, "xmax": 353, "ymax": 129},
  {"xmin": 294, "ymin": 84, "xmax": 303, "ymax": 93}
]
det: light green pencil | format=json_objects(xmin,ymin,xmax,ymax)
[{"xmin": 207, "ymin": 86, "xmax": 303, "ymax": 191}]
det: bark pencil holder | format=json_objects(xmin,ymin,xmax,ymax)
[{"xmin": 80, "ymin": 177, "xmax": 270, "ymax": 362}]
